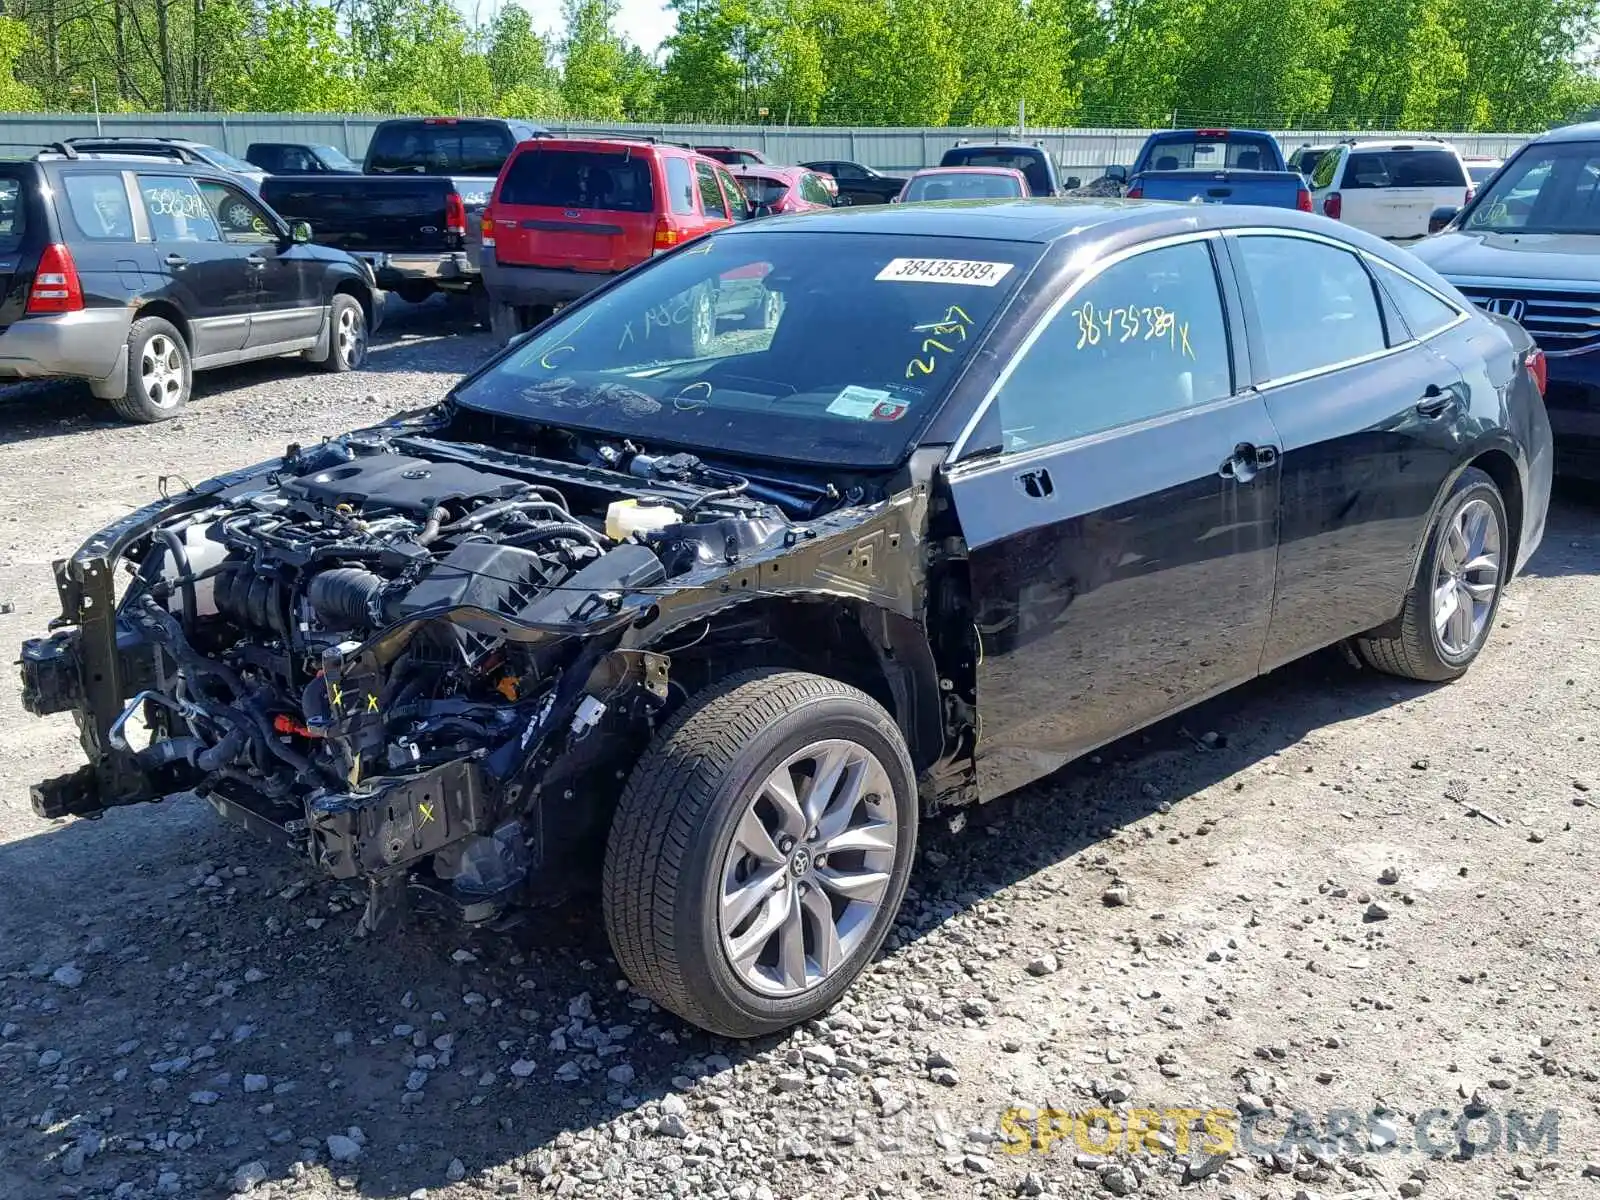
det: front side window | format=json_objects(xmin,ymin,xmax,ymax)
[
  {"xmin": 718, "ymin": 167, "xmax": 751, "ymax": 220},
  {"xmin": 62, "ymin": 172, "xmax": 132, "ymax": 241},
  {"xmin": 993, "ymin": 239, "xmax": 1233, "ymax": 454},
  {"xmin": 198, "ymin": 180, "xmax": 277, "ymax": 242},
  {"xmin": 137, "ymin": 174, "xmax": 219, "ymax": 243},
  {"xmin": 799, "ymin": 174, "xmax": 833, "ymax": 206},
  {"xmin": 1464, "ymin": 143, "xmax": 1600, "ymax": 234},
  {"xmin": 696, "ymin": 162, "xmax": 728, "ymax": 219},
  {"xmin": 452, "ymin": 231, "xmax": 1039, "ymax": 468},
  {"xmin": 1233, "ymin": 235, "xmax": 1387, "ymax": 379},
  {"xmin": 1375, "ymin": 263, "xmax": 1462, "ymax": 341}
]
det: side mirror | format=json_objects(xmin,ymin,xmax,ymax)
[
  {"xmin": 290, "ymin": 220, "xmax": 312, "ymax": 244},
  {"xmin": 1104, "ymin": 164, "xmax": 1128, "ymax": 184},
  {"xmin": 1064, "ymin": 176, "xmax": 1081, "ymax": 190},
  {"xmin": 1427, "ymin": 205, "xmax": 1460, "ymax": 234}
]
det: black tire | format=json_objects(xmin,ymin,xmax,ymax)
[
  {"xmin": 109, "ymin": 316, "xmax": 190, "ymax": 423},
  {"xmin": 750, "ymin": 287, "xmax": 784, "ymax": 331},
  {"xmin": 489, "ymin": 300, "xmax": 523, "ymax": 345},
  {"xmin": 395, "ymin": 283, "xmax": 433, "ymax": 306},
  {"xmin": 603, "ymin": 669, "xmax": 917, "ymax": 1038},
  {"xmin": 667, "ymin": 284, "xmax": 717, "ymax": 358},
  {"xmin": 312, "ymin": 293, "xmax": 366, "ymax": 373},
  {"xmin": 1353, "ymin": 467, "xmax": 1509, "ymax": 682}
]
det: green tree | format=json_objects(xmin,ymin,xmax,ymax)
[
  {"xmin": 487, "ymin": 4, "xmax": 559, "ymax": 114},
  {"xmin": 237, "ymin": 0, "xmax": 362, "ymax": 112},
  {"xmin": 559, "ymin": 0, "xmax": 629, "ymax": 119},
  {"xmin": 0, "ymin": 17, "xmax": 41, "ymax": 110}
]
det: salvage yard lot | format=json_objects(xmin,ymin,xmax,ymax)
[{"xmin": 0, "ymin": 301, "xmax": 1597, "ymax": 1200}]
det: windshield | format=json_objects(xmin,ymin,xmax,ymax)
[
  {"xmin": 452, "ymin": 230, "xmax": 1039, "ymax": 468},
  {"xmin": 367, "ymin": 121, "xmax": 514, "ymax": 176},
  {"xmin": 1466, "ymin": 162, "xmax": 1500, "ymax": 186},
  {"xmin": 197, "ymin": 144, "xmax": 259, "ymax": 174},
  {"xmin": 941, "ymin": 148, "xmax": 1051, "ymax": 195},
  {"xmin": 1343, "ymin": 149, "xmax": 1466, "ymax": 188},
  {"xmin": 313, "ymin": 144, "xmax": 359, "ymax": 171},
  {"xmin": 1144, "ymin": 134, "xmax": 1277, "ymax": 171},
  {"xmin": 904, "ymin": 173, "xmax": 1025, "ymax": 202},
  {"xmin": 1463, "ymin": 142, "xmax": 1600, "ymax": 234}
]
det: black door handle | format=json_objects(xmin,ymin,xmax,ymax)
[
  {"xmin": 1015, "ymin": 467, "xmax": 1054, "ymax": 499},
  {"xmin": 1219, "ymin": 443, "xmax": 1279, "ymax": 482},
  {"xmin": 165, "ymin": 253, "xmax": 188, "ymax": 268},
  {"xmin": 1416, "ymin": 384, "xmax": 1456, "ymax": 418}
]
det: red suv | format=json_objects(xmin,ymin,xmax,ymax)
[{"xmin": 481, "ymin": 138, "xmax": 754, "ymax": 341}]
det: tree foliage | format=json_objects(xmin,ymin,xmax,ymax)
[{"xmin": 0, "ymin": 0, "xmax": 1594, "ymax": 130}]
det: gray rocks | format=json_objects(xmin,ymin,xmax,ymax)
[
  {"xmin": 243, "ymin": 1074, "xmax": 269, "ymax": 1094},
  {"xmin": 1026, "ymin": 953, "xmax": 1059, "ymax": 976},
  {"xmin": 326, "ymin": 1134, "xmax": 362, "ymax": 1163},
  {"xmin": 38, "ymin": 1049, "xmax": 63, "ymax": 1069},
  {"xmin": 1379, "ymin": 865, "xmax": 1401, "ymax": 884},
  {"xmin": 1102, "ymin": 882, "xmax": 1133, "ymax": 907},
  {"xmin": 1364, "ymin": 901, "xmax": 1391, "ymax": 921},
  {"xmin": 231, "ymin": 1160, "xmax": 269, "ymax": 1193},
  {"xmin": 446, "ymin": 1157, "xmax": 467, "ymax": 1182},
  {"xmin": 50, "ymin": 963, "xmax": 85, "ymax": 988},
  {"xmin": 654, "ymin": 1114, "xmax": 690, "ymax": 1139}
]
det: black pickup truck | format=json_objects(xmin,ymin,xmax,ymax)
[{"xmin": 259, "ymin": 117, "xmax": 546, "ymax": 305}]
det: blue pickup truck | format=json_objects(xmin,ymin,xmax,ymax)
[{"xmin": 1109, "ymin": 129, "xmax": 1312, "ymax": 210}]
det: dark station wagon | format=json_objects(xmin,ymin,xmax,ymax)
[{"xmin": 19, "ymin": 199, "xmax": 1552, "ymax": 1038}]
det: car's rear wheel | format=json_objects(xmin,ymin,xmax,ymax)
[
  {"xmin": 667, "ymin": 284, "xmax": 718, "ymax": 357},
  {"xmin": 750, "ymin": 287, "xmax": 784, "ymax": 330},
  {"xmin": 1354, "ymin": 467, "xmax": 1509, "ymax": 681},
  {"xmin": 489, "ymin": 301, "xmax": 554, "ymax": 345},
  {"xmin": 312, "ymin": 293, "xmax": 366, "ymax": 373},
  {"xmin": 109, "ymin": 317, "xmax": 190, "ymax": 423},
  {"xmin": 603, "ymin": 669, "xmax": 917, "ymax": 1038}
]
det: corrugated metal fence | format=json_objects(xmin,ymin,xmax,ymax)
[{"xmin": 0, "ymin": 112, "xmax": 1537, "ymax": 173}]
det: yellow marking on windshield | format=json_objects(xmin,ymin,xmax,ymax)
[{"xmin": 905, "ymin": 305, "xmax": 975, "ymax": 379}]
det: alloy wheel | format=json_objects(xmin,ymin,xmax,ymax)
[
  {"xmin": 1432, "ymin": 496, "xmax": 1502, "ymax": 657},
  {"xmin": 718, "ymin": 739, "xmax": 898, "ymax": 998},
  {"xmin": 139, "ymin": 334, "xmax": 184, "ymax": 409},
  {"xmin": 336, "ymin": 304, "xmax": 366, "ymax": 368}
]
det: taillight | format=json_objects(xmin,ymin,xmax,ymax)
[
  {"xmin": 27, "ymin": 243, "xmax": 83, "ymax": 315},
  {"xmin": 1125, "ymin": 183, "xmax": 1143, "ymax": 199},
  {"xmin": 1527, "ymin": 348, "xmax": 1547, "ymax": 396},
  {"xmin": 1295, "ymin": 187, "xmax": 1313, "ymax": 212},
  {"xmin": 444, "ymin": 192, "xmax": 466, "ymax": 237},
  {"xmin": 653, "ymin": 217, "xmax": 680, "ymax": 254},
  {"xmin": 479, "ymin": 210, "xmax": 495, "ymax": 249},
  {"xmin": 1323, "ymin": 191, "xmax": 1342, "ymax": 220}
]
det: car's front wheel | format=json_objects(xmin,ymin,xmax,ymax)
[
  {"xmin": 1354, "ymin": 466, "xmax": 1509, "ymax": 681},
  {"xmin": 109, "ymin": 316, "xmax": 190, "ymax": 423},
  {"xmin": 311, "ymin": 293, "xmax": 366, "ymax": 373},
  {"xmin": 603, "ymin": 669, "xmax": 917, "ymax": 1038}
]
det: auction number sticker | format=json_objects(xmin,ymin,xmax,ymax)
[{"xmin": 876, "ymin": 257, "xmax": 1014, "ymax": 286}]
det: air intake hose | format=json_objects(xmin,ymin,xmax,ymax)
[{"xmin": 307, "ymin": 568, "xmax": 391, "ymax": 630}]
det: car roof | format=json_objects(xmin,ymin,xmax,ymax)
[
  {"xmin": 712, "ymin": 196, "xmax": 1449, "ymax": 264},
  {"xmin": 1342, "ymin": 139, "xmax": 1459, "ymax": 151},
  {"xmin": 946, "ymin": 142, "xmax": 1046, "ymax": 152},
  {"xmin": 911, "ymin": 166, "xmax": 1026, "ymax": 176},
  {"xmin": 1530, "ymin": 120, "xmax": 1600, "ymax": 145}
]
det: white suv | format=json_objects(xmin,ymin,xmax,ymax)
[{"xmin": 1309, "ymin": 138, "xmax": 1474, "ymax": 241}]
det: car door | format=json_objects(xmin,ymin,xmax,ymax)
[
  {"xmin": 197, "ymin": 177, "xmax": 322, "ymax": 350},
  {"xmin": 134, "ymin": 173, "xmax": 251, "ymax": 359},
  {"xmin": 941, "ymin": 234, "xmax": 1281, "ymax": 799},
  {"xmin": 1224, "ymin": 230, "xmax": 1467, "ymax": 670}
]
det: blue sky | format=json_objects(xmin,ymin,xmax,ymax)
[{"xmin": 514, "ymin": 0, "xmax": 677, "ymax": 56}]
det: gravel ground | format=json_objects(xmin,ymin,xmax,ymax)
[{"xmin": 1, "ymin": 297, "xmax": 1598, "ymax": 1200}]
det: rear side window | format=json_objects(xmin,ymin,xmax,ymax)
[
  {"xmin": 995, "ymin": 240, "xmax": 1233, "ymax": 453},
  {"xmin": 664, "ymin": 157, "xmax": 696, "ymax": 215},
  {"xmin": 1144, "ymin": 134, "xmax": 1278, "ymax": 172},
  {"xmin": 799, "ymin": 174, "xmax": 833, "ymax": 205},
  {"xmin": 1375, "ymin": 264, "xmax": 1462, "ymax": 341},
  {"xmin": 367, "ymin": 121, "xmax": 513, "ymax": 176},
  {"xmin": 0, "ymin": 174, "xmax": 25, "ymax": 244},
  {"xmin": 1311, "ymin": 150, "xmax": 1341, "ymax": 190},
  {"xmin": 498, "ymin": 149, "xmax": 655, "ymax": 213},
  {"xmin": 61, "ymin": 172, "xmax": 133, "ymax": 241},
  {"xmin": 696, "ymin": 162, "xmax": 728, "ymax": 219},
  {"xmin": 1233, "ymin": 235, "xmax": 1387, "ymax": 378},
  {"xmin": 137, "ymin": 174, "xmax": 219, "ymax": 243},
  {"xmin": 1343, "ymin": 149, "xmax": 1467, "ymax": 189},
  {"xmin": 740, "ymin": 176, "xmax": 789, "ymax": 207}
]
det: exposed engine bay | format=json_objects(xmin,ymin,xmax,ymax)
[{"xmin": 18, "ymin": 406, "xmax": 927, "ymax": 929}]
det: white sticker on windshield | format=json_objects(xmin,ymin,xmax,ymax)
[
  {"xmin": 828, "ymin": 386, "xmax": 894, "ymax": 419},
  {"xmin": 876, "ymin": 257, "xmax": 1015, "ymax": 286}
]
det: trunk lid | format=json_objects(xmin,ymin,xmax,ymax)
[{"xmin": 489, "ymin": 144, "xmax": 659, "ymax": 274}]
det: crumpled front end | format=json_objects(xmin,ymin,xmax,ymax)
[{"xmin": 17, "ymin": 418, "xmax": 810, "ymax": 927}]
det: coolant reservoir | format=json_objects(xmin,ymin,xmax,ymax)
[{"xmin": 605, "ymin": 499, "xmax": 681, "ymax": 542}]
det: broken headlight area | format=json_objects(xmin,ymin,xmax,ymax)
[{"xmin": 19, "ymin": 426, "xmax": 809, "ymax": 927}]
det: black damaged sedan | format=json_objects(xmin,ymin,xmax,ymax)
[{"xmin": 20, "ymin": 200, "xmax": 1552, "ymax": 1037}]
